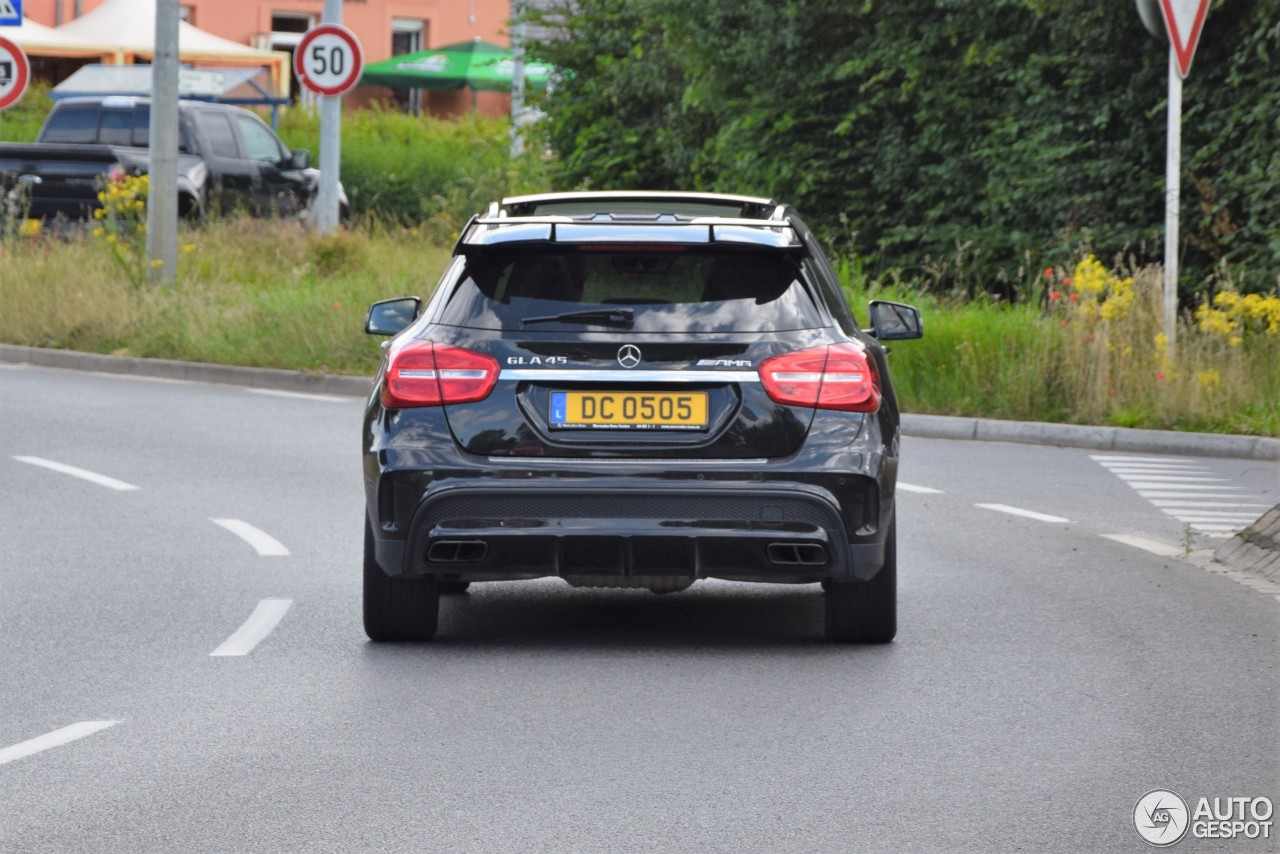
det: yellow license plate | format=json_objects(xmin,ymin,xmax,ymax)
[{"xmin": 550, "ymin": 391, "xmax": 708, "ymax": 429}]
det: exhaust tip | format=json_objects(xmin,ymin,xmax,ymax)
[
  {"xmin": 426, "ymin": 540, "xmax": 488, "ymax": 564},
  {"xmin": 767, "ymin": 543, "xmax": 828, "ymax": 566}
]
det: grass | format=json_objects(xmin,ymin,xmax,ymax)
[
  {"xmin": 844, "ymin": 264, "xmax": 1280, "ymax": 436},
  {"xmin": 0, "ymin": 220, "xmax": 449, "ymax": 376}
]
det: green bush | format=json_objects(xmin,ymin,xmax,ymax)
[
  {"xmin": 0, "ymin": 81, "xmax": 53, "ymax": 142},
  {"xmin": 277, "ymin": 103, "xmax": 549, "ymax": 237},
  {"xmin": 526, "ymin": 0, "xmax": 1279, "ymax": 299}
]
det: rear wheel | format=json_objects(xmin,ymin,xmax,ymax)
[
  {"xmin": 363, "ymin": 522, "xmax": 439, "ymax": 641},
  {"xmin": 824, "ymin": 520, "xmax": 897, "ymax": 643}
]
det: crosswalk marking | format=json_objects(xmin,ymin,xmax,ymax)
[{"xmin": 1091, "ymin": 454, "xmax": 1269, "ymax": 537}]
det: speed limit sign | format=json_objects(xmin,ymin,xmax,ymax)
[
  {"xmin": 0, "ymin": 34, "xmax": 31, "ymax": 111},
  {"xmin": 295, "ymin": 24, "xmax": 363, "ymax": 97}
]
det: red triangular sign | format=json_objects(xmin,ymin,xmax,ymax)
[{"xmin": 1158, "ymin": 0, "xmax": 1211, "ymax": 78}]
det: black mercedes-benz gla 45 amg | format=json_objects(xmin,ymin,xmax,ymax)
[{"xmin": 362, "ymin": 191, "xmax": 922, "ymax": 642}]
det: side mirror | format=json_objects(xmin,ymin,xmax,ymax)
[
  {"xmin": 289, "ymin": 149, "xmax": 311, "ymax": 170},
  {"xmin": 366, "ymin": 297, "xmax": 421, "ymax": 336},
  {"xmin": 867, "ymin": 300, "xmax": 923, "ymax": 341}
]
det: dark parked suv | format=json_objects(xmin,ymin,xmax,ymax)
[{"xmin": 362, "ymin": 192, "xmax": 922, "ymax": 642}]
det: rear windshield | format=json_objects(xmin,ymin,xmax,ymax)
[
  {"xmin": 40, "ymin": 104, "xmax": 192, "ymax": 151},
  {"xmin": 437, "ymin": 248, "xmax": 826, "ymax": 333}
]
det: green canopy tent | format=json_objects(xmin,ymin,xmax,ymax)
[{"xmin": 359, "ymin": 38, "xmax": 551, "ymax": 109}]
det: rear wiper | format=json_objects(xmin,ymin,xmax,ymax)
[{"xmin": 522, "ymin": 308, "xmax": 635, "ymax": 327}]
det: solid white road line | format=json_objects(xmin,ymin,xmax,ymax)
[
  {"xmin": 1090, "ymin": 455, "xmax": 1190, "ymax": 463},
  {"xmin": 1096, "ymin": 461, "xmax": 1202, "ymax": 466},
  {"xmin": 246, "ymin": 388, "xmax": 348, "ymax": 403},
  {"xmin": 0, "ymin": 721, "xmax": 120, "ymax": 767},
  {"xmin": 1151, "ymin": 500, "xmax": 1269, "ymax": 508},
  {"xmin": 1095, "ymin": 460, "xmax": 1203, "ymax": 468},
  {"xmin": 1101, "ymin": 534, "xmax": 1184, "ymax": 557},
  {"xmin": 1125, "ymin": 483, "xmax": 1244, "ymax": 492},
  {"xmin": 898, "ymin": 482, "xmax": 944, "ymax": 494},
  {"xmin": 1136, "ymin": 491, "xmax": 1248, "ymax": 499},
  {"xmin": 1110, "ymin": 475, "xmax": 1229, "ymax": 483},
  {"xmin": 975, "ymin": 503, "xmax": 1072, "ymax": 524},
  {"xmin": 210, "ymin": 519, "xmax": 290, "ymax": 556},
  {"xmin": 13, "ymin": 456, "xmax": 140, "ymax": 492},
  {"xmin": 210, "ymin": 599, "xmax": 293, "ymax": 657}
]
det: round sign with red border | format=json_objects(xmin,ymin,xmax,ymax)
[
  {"xmin": 0, "ymin": 35, "xmax": 31, "ymax": 111},
  {"xmin": 295, "ymin": 24, "xmax": 364, "ymax": 97}
]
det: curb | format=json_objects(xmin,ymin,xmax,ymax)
[
  {"xmin": 1214, "ymin": 506, "xmax": 1280, "ymax": 586},
  {"xmin": 3, "ymin": 343, "xmax": 1279, "ymax": 461},
  {"xmin": 901, "ymin": 413, "xmax": 1280, "ymax": 461},
  {"xmin": 0, "ymin": 343, "xmax": 370, "ymax": 398}
]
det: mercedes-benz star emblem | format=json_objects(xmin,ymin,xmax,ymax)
[{"xmin": 617, "ymin": 344, "xmax": 642, "ymax": 369}]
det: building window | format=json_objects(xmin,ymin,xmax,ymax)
[
  {"xmin": 270, "ymin": 13, "xmax": 318, "ymax": 107},
  {"xmin": 179, "ymin": 6, "xmax": 193, "ymax": 24},
  {"xmin": 390, "ymin": 18, "xmax": 426, "ymax": 114}
]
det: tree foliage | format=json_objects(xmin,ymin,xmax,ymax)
[{"xmin": 525, "ymin": 0, "xmax": 1278, "ymax": 297}]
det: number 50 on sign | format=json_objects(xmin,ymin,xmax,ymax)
[{"xmin": 295, "ymin": 24, "xmax": 364, "ymax": 97}]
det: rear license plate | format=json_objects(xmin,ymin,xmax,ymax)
[{"xmin": 550, "ymin": 391, "xmax": 708, "ymax": 430}]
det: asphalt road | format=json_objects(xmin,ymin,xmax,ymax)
[{"xmin": 1, "ymin": 363, "xmax": 1277, "ymax": 853}]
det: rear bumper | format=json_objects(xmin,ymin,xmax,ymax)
[
  {"xmin": 365, "ymin": 402, "xmax": 898, "ymax": 585},
  {"xmin": 370, "ymin": 475, "xmax": 888, "ymax": 584}
]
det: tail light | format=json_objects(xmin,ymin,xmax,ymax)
[
  {"xmin": 382, "ymin": 340, "xmax": 499, "ymax": 408},
  {"xmin": 759, "ymin": 343, "xmax": 881, "ymax": 412}
]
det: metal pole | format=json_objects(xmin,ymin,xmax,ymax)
[
  {"xmin": 315, "ymin": 0, "xmax": 342, "ymax": 234},
  {"xmin": 510, "ymin": 0, "xmax": 526, "ymax": 158},
  {"xmin": 1163, "ymin": 46, "xmax": 1181, "ymax": 352},
  {"xmin": 147, "ymin": 0, "xmax": 180, "ymax": 284}
]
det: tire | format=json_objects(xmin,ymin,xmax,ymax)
[
  {"xmin": 363, "ymin": 522, "xmax": 439, "ymax": 641},
  {"xmin": 824, "ymin": 520, "xmax": 897, "ymax": 643},
  {"xmin": 438, "ymin": 578, "xmax": 471, "ymax": 594}
]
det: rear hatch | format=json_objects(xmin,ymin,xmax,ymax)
[{"xmin": 426, "ymin": 224, "xmax": 845, "ymax": 460}]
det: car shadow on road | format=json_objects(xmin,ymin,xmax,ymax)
[{"xmin": 364, "ymin": 581, "xmax": 898, "ymax": 652}]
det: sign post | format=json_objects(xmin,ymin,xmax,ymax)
[
  {"xmin": 1155, "ymin": 0, "xmax": 1210, "ymax": 352},
  {"xmin": 147, "ymin": 0, "xmax": 180, "ymax": 284},
  {"xmin": 295, "ymin": 18, "xmax": 363, "ymax": 234},
  {"xmin": 0, "ymin": 34, "xmax": 30, "ymax": 111}
]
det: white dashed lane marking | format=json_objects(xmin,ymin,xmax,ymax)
[
  {"xmin": 246, "ymin": 388, "xmax": 349, "ymax": 403},
  {"xmin": 211, "ymin": 519, "xmax": 290, "ymax": 556},
  {"xmin": 975, "ymin": 503, "xmax": 1072, "ymax": 524},
  {"xmin": 12, "ymin": 456, "xmax": 140, "ymax": 491},
  {"xmin": 898, "ymin": 482, "xmax": 944, "ymax": 494},
  {"xmin": 210, "ymin": 599, "xmax": 293, "ymax": 657},
  {"xmin": 0, "ymin": 721, "xmax": 120, "ymax": 767},
  {"xmin": 1091, "ymin": 454, "xmax": 1271, "ymax": 537}
]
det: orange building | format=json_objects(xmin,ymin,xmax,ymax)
[{"xmin": 21, "ymin": 0, "xmax": 516, "ymax": 115}]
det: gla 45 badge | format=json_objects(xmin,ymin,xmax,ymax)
[{"xmin": 506, "ymin": 356, "xmax": 569, "ymax": 365}]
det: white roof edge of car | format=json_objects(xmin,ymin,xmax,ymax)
[{"xmin": 500, "ymin": 190, "xmax": 778, "ymax": 208}]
